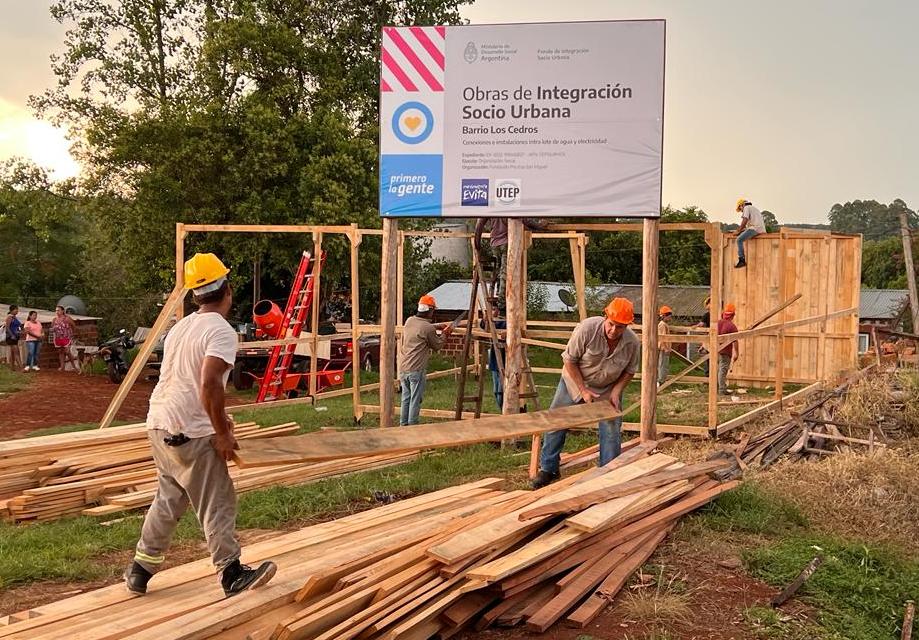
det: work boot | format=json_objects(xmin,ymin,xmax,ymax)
[
  {"xmin": 221, "ymin": 559, "xmax": 277, "ymax": 597},
  {"xmin": 734, "ymin": 258, "xmax": 747, "ymax": 268},
  {"xmin": 530, "ymin": 469, "xmax": 560, "ymax": 490},
  {"xmin": 124, "ymin": 561, "xmax": 153, "ymax": 595}
]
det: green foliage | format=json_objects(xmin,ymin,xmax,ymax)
[
  {"xmin": 694, "ymin": 482, "xmax": 808, "ymax": 535},
  {"xmin": 861, "ymin": 236, "xmax": 912, "ymax": 289},
  {"xmin": 745, "ymin": 537, "xmax": 919, "ymax": 640},
  {"xmin": 0, "ymin": 368, "xmax": 33, "ymax": 395},
  {"xmin": 829, "ymin": 198, "xmax": 917, "ymax": 240}
]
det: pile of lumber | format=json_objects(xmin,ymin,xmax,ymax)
[
  {"xmin": 1, "ymin": 445, "xmax": 738, "ymax": 639},
  {"xmin": 725, "ymin": 368, "xmax": 888, "ymax": 472},
  {"xmin": 0, "ymin": 423, "xmax": 417, "ymax": 523}
]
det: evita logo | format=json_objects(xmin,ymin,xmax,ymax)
[
  {"xmin": 495, "ymin": 179, "xmax": 521, "ymax": 208},
  {"xmin": 461, "ymin": 178, "xmax": 489, "ymax": 206}
]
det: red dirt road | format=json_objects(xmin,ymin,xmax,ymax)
[{"xmin": 0, "ymin": 370, "xmax": 157, "ymax": 439}]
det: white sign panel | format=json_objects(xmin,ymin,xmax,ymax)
[{"xmin": 379, "ymin": 20, "xmax": 665, "ymax": 218}]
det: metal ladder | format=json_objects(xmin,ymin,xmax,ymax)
[{"xmin": 256, "ymin": 251, "xmax": 326, "ymax": 402}]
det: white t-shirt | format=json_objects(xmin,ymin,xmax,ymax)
[
  {"xmin": 146, "ymin": 311, "xmax": 238, "ymax": 437},
  {"xmin": 742, "ymin": 204, "xmax": 767, "ymax": 234}
]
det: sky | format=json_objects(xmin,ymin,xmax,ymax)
[{"xmin": 0, "ymin": 0, "xmax": 916, "ymax": 223}]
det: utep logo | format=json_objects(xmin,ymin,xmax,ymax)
[
  {"xmin": 392, "ymin": 101, "xmax": 434, "ymax": 145},
  {"xmin": 461, "ymin": 178, "xmax": 489, "ymax": 207},
  {"xmin": 495, "ymin": 179, "xmax": 521, "ymax": 208}
]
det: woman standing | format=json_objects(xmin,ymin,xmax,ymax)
[
  {"xmin": 52, "ymin": 305, "xmax": 80, "ymax": 373},
  {"xmin": 4, "ymin": 305, "xmax": 23, "ymax": 371},
  {"xmin": 23, "ymin": 310, "xmax": 43, "ymax": 371}
]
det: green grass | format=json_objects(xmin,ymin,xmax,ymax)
[
  {"xmin": 743, "ymin": 605, "xmax": 828, "ymax": 639},
  {"xmin": 690, "ymin": 483, "xmax": 919, "ymax": 640},
  {"xmin": 0, "ymin": 368, "xmax": 31, "ymax": 394}
]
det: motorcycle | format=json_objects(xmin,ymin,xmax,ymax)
[{"xmin": 99, "ymin": 329, "xmax": 135, "ymax": 384}]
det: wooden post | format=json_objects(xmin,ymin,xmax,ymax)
[
  {"xmin": 350, "ymin": 225, "xmax": 363, "ymax": 422},
  {"xmin": 175, "ymin": 223, "xmax": 185, "ymax": 320},
  {"xmin": 504, "ymin": 219, "xmax": 524, "ymax": 414},
  {"xmin": 903, "ymin": 600, "xmax": 915, "ymax": 640},
  {"xmin": 775, "ymin": 231, "xmax": 787, "ymax": 399},
  {"xmin": 396, "ymin": 231, "xmax": 405, "ymax": 381},
  {"xmin": 379, "ymin": 218, "xmax": 399, "ymax": 427},
  {"xmin": 900, "ymin": 211, "xmax": 919, "ymax": 331},
  {"xmin": 308, "ymin": 232, "xmax": 323, "ymax": 398},
  {"xmin": 639, "ymin": 217, "xmax": 659, "ymax": 442},
  {"xmin": 99, "ymin": 285, "xmax": 185, "ymax": 428},
  {"xmin": 708, "ymin": 223, "xmax": 723, "ymax": 429},
  {"xmin": 569, "ymin": 235, "xmax": 587, "ymax": 321}
]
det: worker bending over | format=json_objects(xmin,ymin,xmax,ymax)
[
  {"xmin": 532, "ymin": 297, "xmax": 639, "ymax": 489},
  {"xmin": 125, "ymin": 253, "xmax": 276, "ymax": 597},
  {"xmin": 658, "ymin": 306, "xmax": 673, "ymax": 386},
  {"xmin": 717, "ymin": 303, "xmax": 739, "ymax": 394},
  {"xmin": 734, "ymin": 198, "xmax": 766, "ymax": 268},
  {"xmin": 399, "ymin": 294, "xmax": 453, "ymax": 425}
]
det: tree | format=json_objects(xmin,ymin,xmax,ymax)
[
  {"xmin": 761, "ymin": 210, "xmax": 779, "ymax": 233},
  {"xmin": 828, "ymin": 199, "xmax": 917, "ymax": 239},
  {"xmin": 33, "ymin": 0, "xmax": 472, "ymax": 323}
]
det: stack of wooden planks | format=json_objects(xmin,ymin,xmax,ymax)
[
  {"xmin": 1, "ymin": 445, "xmax": 738, "ymax": 638},
  {"xmin": 0, "ymin": 422, "xmax": 417, "ymax": 523}
]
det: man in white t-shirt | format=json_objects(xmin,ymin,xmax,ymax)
[
  {"xmin": 125, "ymin": 253, "xmax": 276, "ymax": 598},
  {"xmin": 734, "ymin": 198, "xmax": 767, "ymax": 268}
]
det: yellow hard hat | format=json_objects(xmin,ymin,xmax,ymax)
[
  {"xmin": 184, "ymin": 253, "xmax": 230, "ymax": 291},
  {"xmin": 736, "ymin": 198, "xmax": 748, "ymax": 210}
]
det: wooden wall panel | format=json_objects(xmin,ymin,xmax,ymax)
[{"xmin": 721, "ymin": 232, "xmax": 861, "ymax": 386}]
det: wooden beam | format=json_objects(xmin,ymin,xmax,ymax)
[
  {"xmin": 545, "ymin": 223, "xmax": 710, "ymax": 232},
  {"xmin": 308, "ymin": 233, "xmax": 323, "ymax": 397},
  {"xmin": 900, "ymin": 210, "xmax": 919, "ymax": 331},
  {"xmin": 718, "ymin": 307, "xmax": 858, "ymax": 346},
  {"xmin": 640, "ymin": 218, "xmax": 660, "ymax": 442},
  {"xmin": 350, "ymin": 225, "xmax": 363, "ymax": 422},
  {"xmin": 379, "ymin": 218, "xmax": 399, "ymax": 428},
  {"xmin": 708, "ymin": 223, "xmax": 723, "ymax": 429},
  {"xmin": 504, "ymin": 220, "xmax": 524, "ymax": 414},
  {"xmin": 175, "ymin": 223, "xmax": 185, "ymax": 320},
  {"xmin": 99, "ymin": 285, "xmax": 185, "ymax": 429},
  {"xmin": 715, "ymin": 380, "xmax": 824, "ymax": 436},
  {"xmin": 183, "ymin": 224, "xmax": 355, "ymax": 234},
  {"xmin": 234, "ymin": 402, "xmax": 622, "ymax": 467}
]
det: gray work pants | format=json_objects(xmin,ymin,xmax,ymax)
[
  {"xmin": 134, "ymin": 430, "xmax": 240, "ymax": 575},
  {"xmin": 658, "ymin": 351, "xmax": 670, "ymax": 385},
  {"xmin": 718, "ymin": 354, "xmax": 733, "ymax": 394}
]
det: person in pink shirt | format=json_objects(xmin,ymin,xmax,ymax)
[{"xmin": 23, "ymin": 311, "xmax": 44, "ymax": 371}]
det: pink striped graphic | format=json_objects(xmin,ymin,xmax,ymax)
[
  {"xmin": 410, "ymin": 26, "xmax": 444, "ymax": 69},
  {"xmin": 435, "ymin": 26, "xmax": 445, "ymax": 38},
  {"xmin": 387, "ymin": 28, "xmax": 443, "ymax": 91},
  {"xmin": 381, "ymin": 47, "xmax": 418, "ymax": 91},
  {"xmin": 380, "ymin": 77, "xmax": 392, "ymax": 92}
]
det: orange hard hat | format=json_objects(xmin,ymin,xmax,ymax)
[
  {"xmin": 418, "ymin": 294, "xmax": 436, "ymax": 312},
  {"xmin": 659, "ymin": 305, "xmax": 672, "ymax": 316},
  {"xmin": 724, "ymin": 303, "xmax": 736, "ymax": 314},
  {"xmin": 604, "ymin": 297, "xmax": 635, "ymax": 325}
]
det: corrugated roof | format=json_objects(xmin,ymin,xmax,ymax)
[
  {"xmin": 859, "ymin": 289, "xmax": 908, "ymax": 320},
  {"xmin": 0, "ymin": 303, "xmax": 100, "ymax": 323},
  {"xmin": 425, "ymin": 281, "xmax": 710, "ymax": 317}
]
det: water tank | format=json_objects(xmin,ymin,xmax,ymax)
[{"xmin": 56, "ymin": 295, "xmax": 87, "ymax": 316}]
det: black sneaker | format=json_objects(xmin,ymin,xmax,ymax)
[
  {"xmin": 530, "ymin": 469, "xmax": 560, "ymax": 490},
  {"xmin": 124, "ymin": 561, "xmax": 152, "ymax": 595},
  {"xmin": 734, "ymin": 258, "xmax": 747, "ymax": 268},
  {"xmin": 221, "ymin": 559, "xmax": 277, "ymax": 597}
]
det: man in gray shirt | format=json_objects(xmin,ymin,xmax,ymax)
[
  {"xmin": 532, "ymin": 297, "xmax": 639, "ymax": 488},
  {"xmin": 474, "ymin": 218, "xmax": 546, "ymax": 298},
  {"xmin": 398, "ymin": 294, "xmax": 453, "ymax": 425}
]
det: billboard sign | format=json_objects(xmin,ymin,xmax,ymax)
[{"xmin": 379, "ymin": 20, "xmax": 665, "ymax": 218}]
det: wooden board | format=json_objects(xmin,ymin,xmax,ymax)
[{"xmin": 234, "ymin": 403, "xmax": 621, "ymax": 467}]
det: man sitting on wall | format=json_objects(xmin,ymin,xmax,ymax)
[
  {"xmin": 734, "ymin": 198, "xmax": 767, "ymax": 268},
  {"xmin": 531, "ymin": 297, "xmax": 639, "ymax": 489}
]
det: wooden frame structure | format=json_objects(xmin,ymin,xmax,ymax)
[{"xmin": 99, "ymin": 221, "xmax": 860, "ymax": 443}]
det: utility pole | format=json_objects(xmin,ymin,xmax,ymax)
[{"xmin": 898, "ymin": 211, "xmax": 919, "ymax": 331}]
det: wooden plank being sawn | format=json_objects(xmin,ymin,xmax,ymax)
[{"xmin": 234, "ymin": 403, "xmax": 621, "ymax": 467}]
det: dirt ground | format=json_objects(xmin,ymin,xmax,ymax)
[{"xmin": 0, "ymin": 370, "xmax": 158, "ymax": 438}]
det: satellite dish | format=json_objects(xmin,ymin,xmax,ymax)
[
  {"xmin": 558, "ymin": 289, "xmax": 576, "ymax": 309},
  {"xmin": 56, "ymin": 295, "xmax": 87, "ymax": 316}
]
